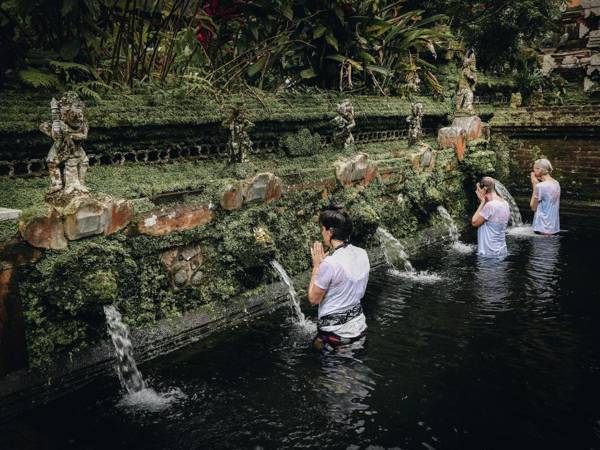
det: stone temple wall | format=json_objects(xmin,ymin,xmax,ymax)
[{"xmin": 0, "ymin": 91, "xmax": 507, "ymax": 418}]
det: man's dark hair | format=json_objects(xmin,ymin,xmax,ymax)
[{"xmin": 319, "ymin": 204, "xmax": 353, "ymax": 242}]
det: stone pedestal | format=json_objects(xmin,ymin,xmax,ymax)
[
  {"xmin": 451, "ymin": 115, "xmax": 483, "ymax": 141},
  {"xmin": 19, "ymin": 195, "xmax": 133, "ymax": 250},
  {"xmin": 334, "ymin": 153, "xmax": 379, "ymax": 187},
  {"xmin": 409, "ymin": 143, "xmax": 435, "ymax": 171},
  {"xmin": 438, "ymin": 114, "xmax": 490, "ymax": 161},
  {"xmin": 220, "ymin": 173, "xmax": 284, "ymax": 211},
  {"xmin": 437, "ymin": 127, "xmax": 467, "ymax": 161}
]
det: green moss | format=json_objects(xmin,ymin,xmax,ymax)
[
  {"xmin": 19, "ymin": 203, "xmax": 52, "ymax": 224},
  {"xmin": 281, "ymin": 128, "xmax": 322, "ymax": 156},
  {"xmin": 0, "ymin": 219, "xmax": 18, "ymax": 242}
]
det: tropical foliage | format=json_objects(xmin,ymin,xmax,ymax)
[
  {"xmin": 0, "ymin": 0, "xmax": 452, "ymax": 97},
  {"xmin": 405, "ymin": 0, "xmax": 567, "ymax": 71}
]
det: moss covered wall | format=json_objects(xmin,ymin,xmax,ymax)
[
  {"xmin": 0, "ymin": 137, "xmax": 502, "ymax": 373},
  {"xmin": 0, "ymin": 88, "xmax": 514, "ymax": 375}
]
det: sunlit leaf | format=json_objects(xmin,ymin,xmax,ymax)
[
  {"xmin": 282, "ymin": 4, "xmax": 293, "ymax": 20},
  {"xmin": 247, "ymin": 55, "xmax": 268, "ymax": 77},
  {"xmin": 366, "ymin": 65, "xmax": 393, "ymax": 76},
  {"xmin": 300, "ymin": 68, "xmax": 317, "ymax": 78},
  {"xmin": 325, "ymin": 33, "xmax": 339, "ymax": 50},
  {"xmin": 325, "ymin": 54, "xmax": 347, "ymax": 64},
  {"xmin": 313, "ymin": 26, "xmax": 327, "ymax": 39}
]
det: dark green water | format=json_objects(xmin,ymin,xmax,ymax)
[{"xmin": 2, "ymin": 224, "xmax": 600, "ymax": 450}]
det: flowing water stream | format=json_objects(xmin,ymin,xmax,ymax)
[
  {"xmin": 493, "ymin": 178, "xmax": 524, "ymax": 227},
  {"xmin": 270, "ymin": 260, "xmax": 313, "ymax": 330},
  {"xmin": 436, "ymin": 205, "xmax": 475, "ymax": 254},
  {"xmin": 104, "ymin": 305, "xmax": 147, "ymax": 394},
  {"xmin": 104, "ymin": 305, "xmax": 185, "ymax": 412},
  {"xmin": 375, "ymin": 227, "xmax": 415, "ymax": 272}
]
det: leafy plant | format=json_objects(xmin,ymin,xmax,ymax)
[{"xmin": 281, "ymin": 128, "xmax": 322, "ymax": 156}]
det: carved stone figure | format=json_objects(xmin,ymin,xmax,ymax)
[
  {"xmin": 406, "ymin": 102, "xmax": 424, "ymax": 145},
  {"xmin": 405, "ymin": 70, "xmax": 421, "ymax": 94},
  {"xmin": 331, "ymin": 99, "xmax": 356, "ymax": 149},
  {"xmin": 223, "ymin": 107, "xmax": 254, "ymax": 164},
  {"xmin": 455, "ymin": 49, "xmax": 478, "ymax": 115},
  {"xmin": 40, "ymin": 91, "xmax": 89, "ymax": 195}
]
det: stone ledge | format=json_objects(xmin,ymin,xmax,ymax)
[
  {"xmin": 0, "ymin": 209, "xmax": 21, "ymax": 221},
  {"xmin": 18, "ymin": 196, "xmax": 133, "ymax": 250},
  {"xmin": 138, "ymin": 204, "xmax": 215, "ymax": 236},
  {"xmin": 334, "ymin": 153, "xmax": 379, "ymax": 187},
  {"xmin": 220, "ymin": 172, "xmax": 283, "ymax": 210},
  {"xmin": 0, "ymin": 220, "xmax": 457, "ymax": 421}
]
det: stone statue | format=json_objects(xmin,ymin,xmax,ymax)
[
  {"xmin": 223, "ymin": 107, "xmax": 254, "ymax": 164},
  {"xmin": 455, "ymin": 49, "xmax": 478, "ymax": 115},
  {"xmin": 406, "ymin": 102, "xmax": 424, "ymax": 145},
  {"xmin": 40, "ymin": 91, "xmax": 89, "ymax": 195},
  {"xmin": 331, "ymin": 99, "xmax": 355, "ymax": 149},
  {"xmin": 405, "ymin": 70, "xmax": 421, "ymax": 94}
]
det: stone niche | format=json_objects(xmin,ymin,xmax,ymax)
[
  {"xmin": 220, "ymin": 172, "xmax": 283, "ymax": 211},
  {"xmin": 19, "ymin": 196, "xmax": 133, "ymax": 250},
  {"xmin": 161, "ymin": 244, "xmax": 205, "ymax": 290},
  {"xmin": 334, "ymin": 153, "xmax": 379, "ymax": 187}
]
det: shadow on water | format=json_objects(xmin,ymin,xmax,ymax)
[{"xmin": 2, "ymin": 226, "xmax": 600, "ymax": 449}]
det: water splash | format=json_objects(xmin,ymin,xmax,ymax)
[
  {"xmin": 117, "ymin": 386, "xmax": 186, "ymax": 413},
  {"xmin": 104, "ymin": 305, "xmax": 186, "ymax": 412},
  {"xmin": 388, "ymin": 268, "xmax": 442, "ymax": 283},
  {"xmin": 451, "ymin": 241, "xmax": 476, "ymax": 254},
  {"xmin": 437, "ymin": 206, "xmax": 459, "ymax": 242},
  {"xmin": 376, "ymin": 227, "xmax": 415, "ymax": 272},
  {"xmin": 507, "ymin": 224, "xmax": 536, "ymax": 237},
  {"xmin": 270, "ymin": 260, "xmax": 312, "ymax": 329},
  {"xmin": 493, "ymin": 179, "xmax": 523, "ymax": 227},
  {"xmin": 104, "ymin": 305, "xmax": 146, "ymax": 394},
  {"xmin": 437, "ymin": 206, "xmax": 475, "ymax": 254}
]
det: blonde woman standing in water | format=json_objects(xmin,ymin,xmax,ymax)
[{"xmin": 530, "ymin": 158, "xmax": 560, "ymax": 235}]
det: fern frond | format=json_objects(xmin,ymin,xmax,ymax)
[
  {"xmin": 72, "ymin": 83, "xmax": 102, "ymax": 101},
  {"xmin": 48, "ymin": 60, "xmax": 93, "ymax": 75},
  {"xmin": 18, "ymin": 69, "xmax": 60, "ymax": 89}
]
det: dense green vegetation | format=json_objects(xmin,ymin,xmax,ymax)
[{"xmin": 0, "ymin": 0, "xmax": 567, "ymax": 101}]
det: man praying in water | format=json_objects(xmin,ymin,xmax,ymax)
[
  {"xmin": 308, "ymin": 205, "xmax": 369, "ymax": 352},
  {"xmin": 471, "ymin": 177, "xmax": 510, "ymax": 258},
  {"xmin": 530, "ymin": 158, "xmax": 560, "ymax": 235}
]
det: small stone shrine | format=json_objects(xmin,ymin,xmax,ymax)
[
  {"xmin": 18, "ymin": 92, "xmax": 133, "ymax": 250},
  {"xmin": 437, "ymin": 50, "xmax": 490, "ymax": 160}
]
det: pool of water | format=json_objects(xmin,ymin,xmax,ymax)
[{"xmin": 2, "ymin": 224, "xmax": 600, "ymax": 450}]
